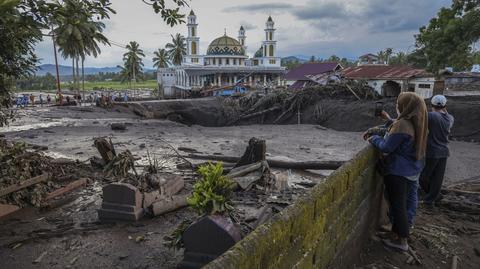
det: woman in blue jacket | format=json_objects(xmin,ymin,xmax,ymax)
[{"xmin": 365, "ymin": 92, "xmax": 428, "ymax": 251}]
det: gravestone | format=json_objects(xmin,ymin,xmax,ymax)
[
  {"xmin": 98, "ymin": 183, "xmax": 144, "ymax": 221},
  {"xmin": 179, "ymin": 215, "xmax": 242, "ymax": 269}
]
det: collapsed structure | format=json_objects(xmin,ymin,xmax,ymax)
[{"xmin": 157, "ymin": 11, "xmax": 286, "ymax": 98}]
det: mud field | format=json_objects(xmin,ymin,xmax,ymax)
[{"xmin": 1, "ymin": 98, "xmax": 479, "ymax": 269}]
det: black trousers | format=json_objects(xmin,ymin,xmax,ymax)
[
  {"xmin": 384, "ymin": 175, "xmax": 409, "ymax": 238},
  {"xmin": 419, "ymin": 158, "xmax": 447, "ymax": 204}
]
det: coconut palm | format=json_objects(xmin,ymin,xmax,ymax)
[
  {"xmin": 153, "ymin": 48, "xmax": 170, "ymax": 68},
  {"xmin": 54, "ymin": 0, "xmax": 110, "ymax": 96},
  {"xmin": 122, "ymin": 41, "xmax": 145, "ymax": 83},
  {"xmin": 166, "ymin": 33, "xmax": 186, "ymax": 66}
]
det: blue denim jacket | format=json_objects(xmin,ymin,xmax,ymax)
[{"xmin": 369, "ymin": 132, "xmax": 424, "ymax": 177}]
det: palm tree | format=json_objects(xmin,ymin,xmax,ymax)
[
  {"xmin": 54, "ymin": 0, "xmax": 110, "ymax": 98},
  {"xmin": 122, "ymin": 41, "xmax": 145, "ymax": 83},
  {"xmin": 153, "ymin": 48, "xmax": 170, "ymax": 68},
  {"xmin": 54, "ymin": 0, "xmax": 88, "ymax": 93},
  {"xmin": 385, "ymin": 48, "xmax": 393, "ymax": 65},
  {"xmin": 166, "ymin": 33, "xmax": 186, "ymax": 66}
]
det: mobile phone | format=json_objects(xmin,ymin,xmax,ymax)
[{"xmin": 374, "ymin": 102, "xmax": 383, "ymax": 117}]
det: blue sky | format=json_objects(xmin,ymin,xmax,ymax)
[{"xmin": 34, "ymin": 0, "xmax": 451, "ymax": 68}]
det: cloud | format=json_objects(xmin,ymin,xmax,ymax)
[
  {"xmin": 223, "ymin": 3, "xmax": 293, "ymax": 13},
  {"xmin": 292, "ymin": 2, "xmax": 349, "ymax": 20},
  {"xmin": 239, "ymin": 21, "xmax": 258, "ymax": 31}
]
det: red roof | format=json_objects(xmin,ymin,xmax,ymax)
[
  {"xmin": 285, "ymin": 62, "xmax": 341, "ymax": 80},
  {"xmin": 342, "ymin": 65, "xmax": 431, "ymax": 80}
]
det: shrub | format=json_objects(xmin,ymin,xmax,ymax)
[{"xmin": 187, "ymin": 162, "xmax": 236, "ymax": 215}]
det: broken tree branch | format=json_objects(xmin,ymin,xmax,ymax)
[{"xmin": 0, "ymin": 173, "xmax": 50, "ymax": 197}]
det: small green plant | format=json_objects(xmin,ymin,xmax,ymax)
[
  {"xmin": 163, "ymin": 219, "xmax": 193, "ymax": 250},
  {"xmin": 187, "ymin": 162, "xmax": 236, "ymax": 215}
]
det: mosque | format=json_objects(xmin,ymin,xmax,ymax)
[{"xmin": 157, "ymin": 10, "xmax": 286, "ymax": 97}]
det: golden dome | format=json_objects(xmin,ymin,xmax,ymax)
[{"xmin": 207, "ymin": 35, "xmax": 245, "ymax": 56}]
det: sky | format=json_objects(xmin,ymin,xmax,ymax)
[{"xmin": 34, "ymin": 0, "xmax": 452, "ymax": 68}]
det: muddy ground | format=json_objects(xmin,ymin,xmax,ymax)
[{"xmin": 0, "ymin": 98, "xmax": 479, "ymax": 269}]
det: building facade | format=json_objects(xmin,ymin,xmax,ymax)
[{"xmin": 157, "ymin": 11, "xmax": 286, "ymax": 98}]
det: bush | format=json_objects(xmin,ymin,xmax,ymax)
[{"xmin": 187, "ymin": 162, "xmax": 236, "ymax": 215}]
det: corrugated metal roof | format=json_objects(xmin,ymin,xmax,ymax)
[
  {"xmin": 342, "ymin": 65, "xmax": 432, "ymax": 80},
  {"xmin": 285, "ymin": 62, "xmax": 341, "ymax": 80}
]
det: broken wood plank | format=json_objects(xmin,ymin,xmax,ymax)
[
  {"xmin": 94, "ymin": 138, "xmax": 116, "ymax": 164},
  {"xmin": 0, "ymin": 173, "xmax": 50, "ymax": 197},
  {"xmin": 0, "ymin": 204, "xmax": 21, "ymax": 219},
  {"xmin": 45, "ymin": 178, "xmax": 88, "ymax": 200},
  {"xmin": 407, "ymin": 248, "xmax": 422, "ymax": 265},
  {"xmin": 227, "ymin": 162, "xmax": 264, "ymax": 178},
  {"xmin": 442, "ymin": 188, "xmax": 480, "ymax": 196},
  {"xmin": 185, "ymin": 154, "xmax": 344, "ymax": 170},
  {"xmin": 150, "ymin": 194, "xmax": 189, "ymax": 216}
]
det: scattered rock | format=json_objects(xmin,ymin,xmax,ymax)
[
  {"xmin": 474, "ymin": 246, "xmax": 480, "ymax": 257},
  {"xmin": 139, "ymin": 143, "xmax": 146, "ymax": 149},
  {"xmin": 111, "ymin": 123, "xmax": 127, "ymax": 131}
]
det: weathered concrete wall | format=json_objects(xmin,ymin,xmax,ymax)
[{"xmin": 206, "ymin": 146, "xmax": 382, "ymax": 269}]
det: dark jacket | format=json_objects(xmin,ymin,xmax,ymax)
[
  {"xmin": 426, "ymin": 111, "xmax": 454, "ymax": 158},
  {"xmin": 370, "ymin": 132, "xmax": 424, "ymax": 177}
]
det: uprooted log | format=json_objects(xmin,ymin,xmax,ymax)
[
  {"xmin": 0, "ymin": 173, "xmax": 50, "ymax": 198},
  {"xmin": 150, "ymin": 194, "xmax": 189, "ymax": 216},
  {"xmin": 94, "ymin": 138, "xmax": 116, "ymax": 164},
  {"xmin": 184, "ymin": 154, "xmax": 344, "ymax": 170}
]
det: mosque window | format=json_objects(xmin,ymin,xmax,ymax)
[
  {"xmin": 213, "ymin": 58, "xmax": 216, "ymax": 65},
  {"xmin": 269, "ymin": 32, "xmax": 273, "ymax": 40},
  {"xmin": 269, "ymin": 45, "xmax": 274, "ymax": 57},
  {"xmin": 191, "ymin": 42, "xmax": 197, "ymax": 55},
  {"xmin": 192, "ymin": 28, "xmax": 196, "ymax": 37},
  {"xmin": 226, "ymin": 58, "xmax": 230, "ymax": 65},
  {"xmin": 269, "ymin": 59, "xmax": 276, "ymax": 64},
  {"xmin": 233, "ymin": 59, "xmax": 237, "ymax": 65}
]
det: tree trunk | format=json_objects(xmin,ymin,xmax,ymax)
[
  {"xmin": 82, "ymin": 58, "xmax": 85, "ymax": 105},
  {"xmin": 76, "ymin": 57, "xmax": 80, "ymax": 96},
  {"xmin": 94, "ymin": 138, "xmax": 117, "ymax": 164},
  {"xmin": 72, "ymin": 58, "xmax": 75, "ymax": 92},
  {"xmin": 235, "ymin": 137, "xmax": 266, "ymax": 168}
]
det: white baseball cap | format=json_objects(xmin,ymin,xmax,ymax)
[{"xmin": 431, "ymin": 95, "xmax": 447, "ymax": 107}]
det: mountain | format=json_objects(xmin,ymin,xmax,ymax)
[
  {"xmin": 35, "ymin": 64, "xmax": 155, "ymax": 76},
  {"xmin": 281, "ymin": 56, "xmax": 309, "ymax": 64}
]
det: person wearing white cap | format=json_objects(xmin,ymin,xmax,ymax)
[{"xmin": 419, "ymin": 94, "xmax": 454, "ymax": 206}]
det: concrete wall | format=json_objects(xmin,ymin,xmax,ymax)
[{"xmin": 206, "ymin": 146, "xmax": 382, "ymax": 269}]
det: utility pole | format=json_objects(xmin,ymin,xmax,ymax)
[{"xmin": 52, "ymin": 27, "xmax": 61, "ymax": 93}]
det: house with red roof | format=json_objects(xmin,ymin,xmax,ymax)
[
  {"xmin": 285, "ymin": 62, "xmax": 343, "ymax": 89},
  {"xmin": 342, "ymin": 65, "xmax": 439, "ymax": 98}
]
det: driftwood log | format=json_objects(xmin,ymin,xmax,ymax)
[
  {"xmin": 184, "ymin": 154, "xmax": 344, "ymax": 170},
  {"xmin": 94, "ymin": 138, "xmax": 116, "ymax": 164},
  {"xmin": 150, "ymin": 194, "xmax": 189, "ymax": 216}
]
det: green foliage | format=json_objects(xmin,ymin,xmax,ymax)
[
  {"xmin": 413, "ymin": 0, "xmax": 480, "ymax": 72},
  {"xmin": 153, "ymin": 48, "xmax": 171, "ymax": 68},
  {"xmin": 16, "ymin": 73, "xmax": 56, "ymax": 92},
  {"xmin": 187, "ymin": 162, "xmax": 236, "ymax": 215},
  {"xmin": 143, "ymin": 0, "xmax": 188, "ymax": 26},
  {"xmin": 166, "ymin": 33, "xmax": 186, "ymax": 66},
  {"xmin": 163, "ymin": 219, "xmax": 192, "ymax": 250},
  {"xmin": 118, "ymin": 41, "xmax": 146, "ymax": 83}
]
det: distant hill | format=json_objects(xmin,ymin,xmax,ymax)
[
  {"xmin": 281, "ymin": 56, "xmax": 309, "ymax": 64},
  {"xmin": 36, "ymin": 64, "xmax": 155, "ymax": 76}
]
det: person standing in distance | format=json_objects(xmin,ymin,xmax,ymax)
[{"xmin": 420, "ymin": 95, "xmax": 454, "ymax": 206}]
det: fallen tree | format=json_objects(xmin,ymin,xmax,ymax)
[{"xmin": 184, "ymin": 154, "xmax": 344, "ymax": 170}]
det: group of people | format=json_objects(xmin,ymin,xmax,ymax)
[
  {"xmin": 14, "ymin": 91, "xmax": 130, "ymax": 108},
  {"xmin": 364, "ymin": 92, "xmax": 454, "ymax": 252},
  {"xmin": 16, "ymin": 94, "xmax": 52, "ymax": 107}
]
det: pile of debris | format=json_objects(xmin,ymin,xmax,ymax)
[
  {"xmin": 0, "ymin": 138, "xmax": 95, "ymax": 211},
  {"xmin": 223, "ymin": 83, "xmax": 379, "ymax": 125}
]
